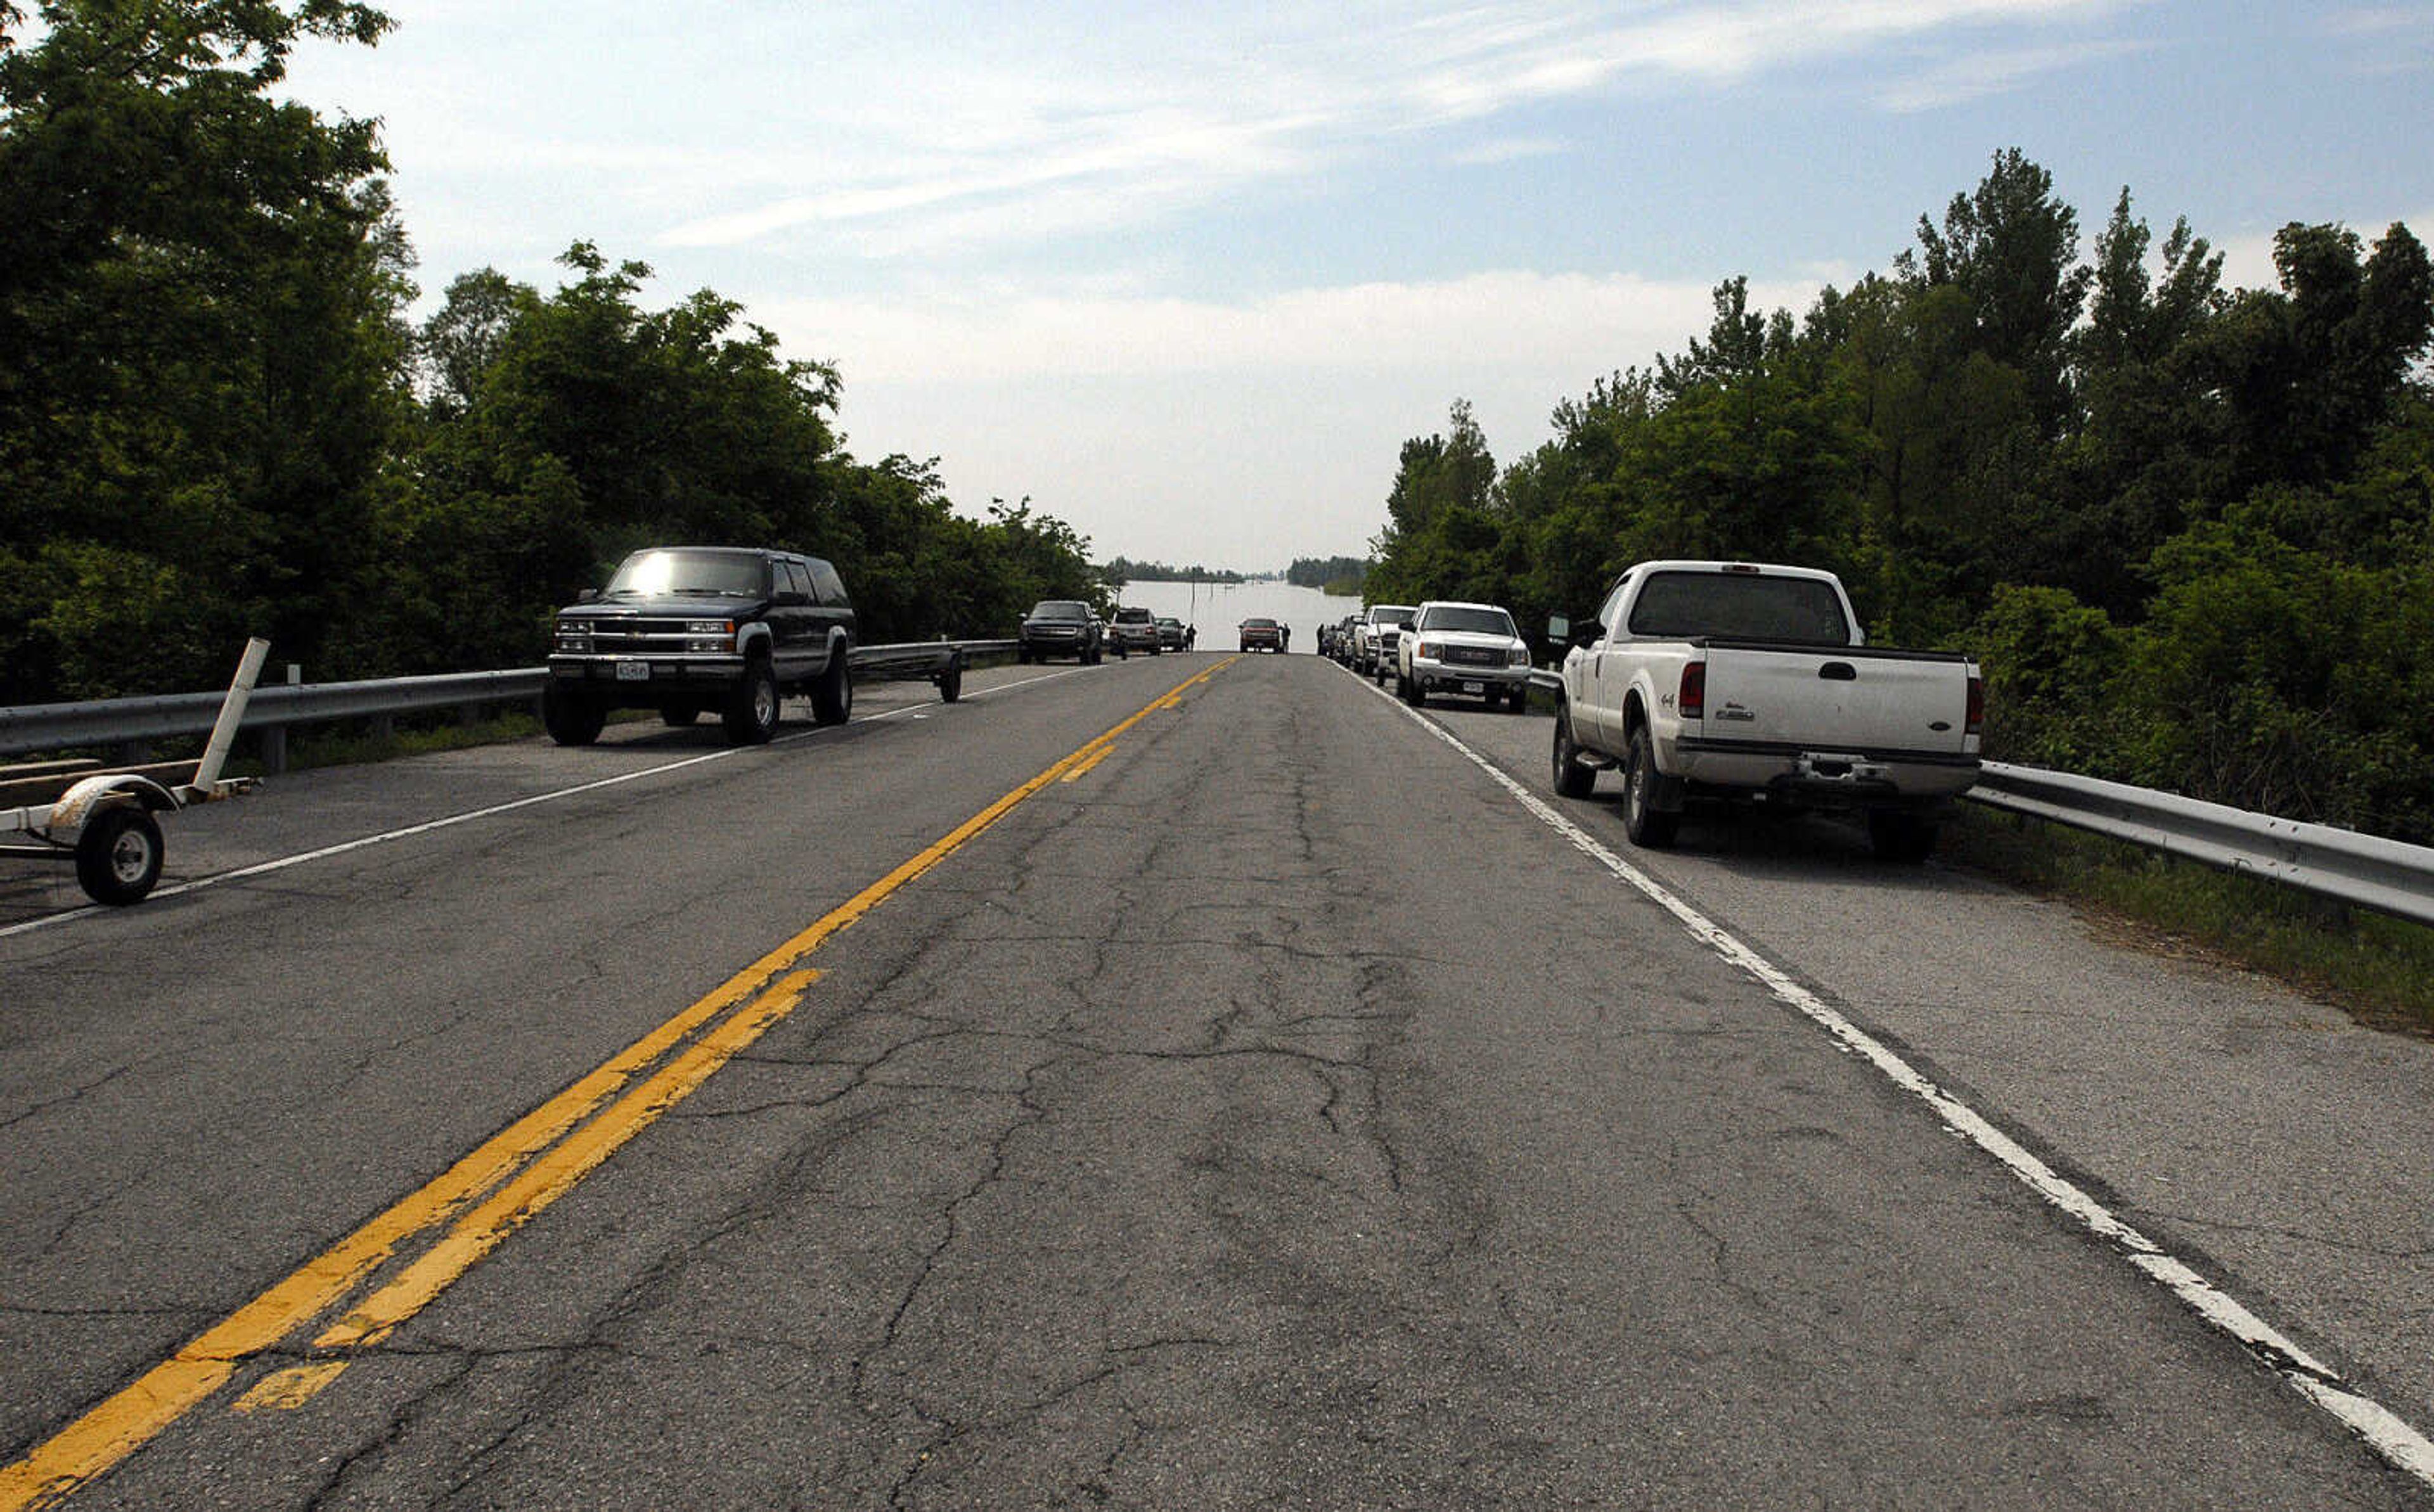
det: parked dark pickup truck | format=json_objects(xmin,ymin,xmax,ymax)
[{"xmin": 546, "ymin": 546, "xmax": 855, "ymax": 746}]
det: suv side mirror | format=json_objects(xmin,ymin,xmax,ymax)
[
  {"xmin": 774, "ymin": 589, "xmax": 809, "ymax": 606},
  {"xmin": 577, "ymin": 587, "xmax": 600, "ymax": 604},
  {"xmin": 1398, "ymin": 618, "xmax": 1416, "ymax": 632}
]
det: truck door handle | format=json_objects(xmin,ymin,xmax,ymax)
[{"xmin": 1819, "ymin": 662, "xmax": 1857, "ymax": 681}]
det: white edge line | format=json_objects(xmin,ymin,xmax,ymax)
[
  {"xmin": 1, "ymin": 666, "xmax": 1091, "ymax": 942},
  {"xmin": 1375, "ymin": 679, "xmax": 2434, "ymax": 1491}
]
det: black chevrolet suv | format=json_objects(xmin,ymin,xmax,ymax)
[
  {"xmin": 1017, "ymin": 599, "xmax": 1104, "ymax": 664},
  {"xmin": 545, "ymin": 546, "xmax": 856, "ymax": 746}
]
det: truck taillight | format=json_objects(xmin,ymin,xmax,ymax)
[
  {"xmin": 1680, "ymin": 660, "xmax": 1706, "ymax": 720},
  {"xmin": 1966, "ymin": 674, "xmax": 1985, "ymax": 736}
]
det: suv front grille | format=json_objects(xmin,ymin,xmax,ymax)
[
  {"xmin": 1442, "ymin": 645, "xmax": 1504, "ymax": 667},
  {"xmin": 584, "ymin": 619, "xmax": 690, "ymax": 651}
]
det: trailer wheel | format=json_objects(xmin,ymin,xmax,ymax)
[
  {"xmin": 77, "ymin": 806, "xmax": 165, "ymax": 906},
  {"xmin": 937, "ymin": 653, "xmax": 963, "ymax": 703}
]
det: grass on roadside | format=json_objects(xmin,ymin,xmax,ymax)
[{"xmin": 1942, "ymin": 804, "xmax": 2434, "ymax": 1041}]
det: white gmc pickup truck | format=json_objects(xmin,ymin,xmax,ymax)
[{"xmin": 1549, "ymin": 560, "xmax": 1982, "ymax": 861}]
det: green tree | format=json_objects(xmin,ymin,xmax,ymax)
[
  {"xmin": 1906, "ymin": 146, "xmax": 2091, "ymax": 439},
  {"xmin": 0, "ymin": 0, "xmax": 409, "ymax": 700}
]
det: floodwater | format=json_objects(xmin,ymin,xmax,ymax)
[{"xmin": 1112, "ymin": 579, "xmax": 1361, "ymax": 655}]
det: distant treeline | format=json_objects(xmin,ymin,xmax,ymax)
[
  {"xmin": 1285, "ymin": 556, "xmax": 1368, "ymax": 591},
  {"xmin": 1105, "ymin": 558, "xmax": 1246, "ymax": 584},
  {"xmin": 0, "ymin": 3, "xmax": 1105, "ymax": 706},
  {"xmin": 1367, "ymin": 150, "xmax": 2434, "ymax": 844}
]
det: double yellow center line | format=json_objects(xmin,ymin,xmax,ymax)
[{"xmin": 1, "ymin": 662, "xmax": 1227, "ymax": 1511}]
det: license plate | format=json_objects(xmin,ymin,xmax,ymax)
[
  {"xmin": 1460, "ymin": 680, "xmax": 1484, "ymax": 694},
  {"xmin": 615, "ymin": 660, "xmax": 650, "ymax": 682}
]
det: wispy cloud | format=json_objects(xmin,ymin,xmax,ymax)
[
  {"xmin": 1874, "ymin": 38, "xmax": 2149, "ymax": 111},
  {"xmin": 1448, "ymin": 136, "xmax": 1568, "ymax": 166},
  {"xmin": 653, "ymin": 0, "xmax": 2137, "ymax": 252},
  {"xmin": 758, "ymin": 267, "xmax": 1838, "ymax": 387}
]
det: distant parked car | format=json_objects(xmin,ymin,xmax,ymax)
[
  {"xmin": 1108, "ymin": 605, "xmax": 1162, "ymax": 657},
  {"xmin": 1239, "ymin": 617, "xmax": 1286, "ymax": 653},
  {"xmin": 1355, "ymin": 603, "xmax": 1416, "ymax": 679},
  {"xmin": 1156, "ymin": 616, "xmax": 1188, "ymax": 650},
  {"xmin": 1329, "ymin": 614, "xmax": 1361, "ymax": 664},
  {"xmin": 1019, "ymin": 599, "xmax": 1104, "ymax": 664}
]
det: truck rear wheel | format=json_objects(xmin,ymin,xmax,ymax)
[
  {"xmin": 1622, "ymin": 725, "xmax": 1678, "ymax": 848},
  {"xmin": 1868, "ymin": 810, "xmax": 1940, "ymax": 864},
  {"xmin": 1552, "ymin": 706, "xmax": 1597, "ymax": 798}
]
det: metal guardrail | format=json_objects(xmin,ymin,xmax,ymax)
[
  {"xmin": 0, "ymin": 669, "xmax": 550, "ymax": 760},
  {"xmin": 1965, "ymin": 762, "xmax": 2434, "ymax": 928},
  {"xmin": 0, "ymin": 642, "xmax": 1019, "ymax": 763}
]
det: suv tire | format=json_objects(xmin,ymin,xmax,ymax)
[
  {"xmin": 544, "ymin": 684, "xmax": 606, "ymax": 746},
  {"xmin": 724, "ymin": 656, "xmax": 780, "ymax": 745},
  {"xmin": 811, "ymin": 646, "xmax": 853, "ymax": 727}
]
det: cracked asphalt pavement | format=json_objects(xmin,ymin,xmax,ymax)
[{"xmin": 3, "ymin": 655, "xmax": 2429, "ymax": 1508}]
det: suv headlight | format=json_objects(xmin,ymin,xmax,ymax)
[
  {"xmin": 686, "ymin": 618, "xmax": 735, "ymax": 653},
  {"xmin": 1509, "ymin": 644, "xmax": 1531, "ymax": 666},
  {"xmin": 555, "ymin": 618, "xmax": 591, "ymax": 651}
]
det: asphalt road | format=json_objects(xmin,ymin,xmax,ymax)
[{"xmin": 3, "ymin": 652, "xmax": 2429, "ymax": 1508}]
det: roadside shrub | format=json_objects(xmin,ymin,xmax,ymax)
[{"xmin": 1961, "ymin": 583, "xmax": 2127, "ymax": 772}]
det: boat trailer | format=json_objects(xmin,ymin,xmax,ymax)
[{"xmin": 1, "ymin": 640, "xmax": 269, "ymax": 906}]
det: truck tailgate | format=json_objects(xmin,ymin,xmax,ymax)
[{"xmin": 1702, "ymin": 643, "xmax": 1974, "ymax": 757}]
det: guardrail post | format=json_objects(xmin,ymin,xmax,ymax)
[{"xmin": 260, "ymin": 663, "xmax": 301, "ymax": 774}]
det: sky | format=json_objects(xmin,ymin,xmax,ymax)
[{"xmin": 277, "ymin": 1, "xmax": 2434, "ymax": 572}]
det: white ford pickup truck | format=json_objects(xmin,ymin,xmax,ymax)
[{"xmin": 1549, "ymin": 560, "xmax": 1982, "ymax": 861}]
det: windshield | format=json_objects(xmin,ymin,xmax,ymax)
[
  {"xmin": 1028, "ymin": 601, "xmax": 1088, "ymax": 621},
  {"xmin": 1417, "ymin": 606, "xmax": 1516, "ymax": 637},
  {"xmin": 1368, "ymin": 605, "xmax": 1415, "ymax": 625},
  {"xmin": 605, "ymin": 549, "xmax": 768, "ymax": 598},
  {"xmin": 1627, "ymin": 572, "xmax": 1852, "ymax": 645}
]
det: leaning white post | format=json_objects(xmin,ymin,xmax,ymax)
[{"xmin": 191, "ymin": 637, "xmax": 271, "ymax": 794}]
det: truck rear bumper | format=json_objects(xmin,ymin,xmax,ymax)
[{"xmin": 1668, "ymin": 735, "xmax": 1980, "ymax": 805}]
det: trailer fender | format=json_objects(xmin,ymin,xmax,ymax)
[{"xmin": 49, "ymin": 773, "xmax": 181, "ymax": 830}]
